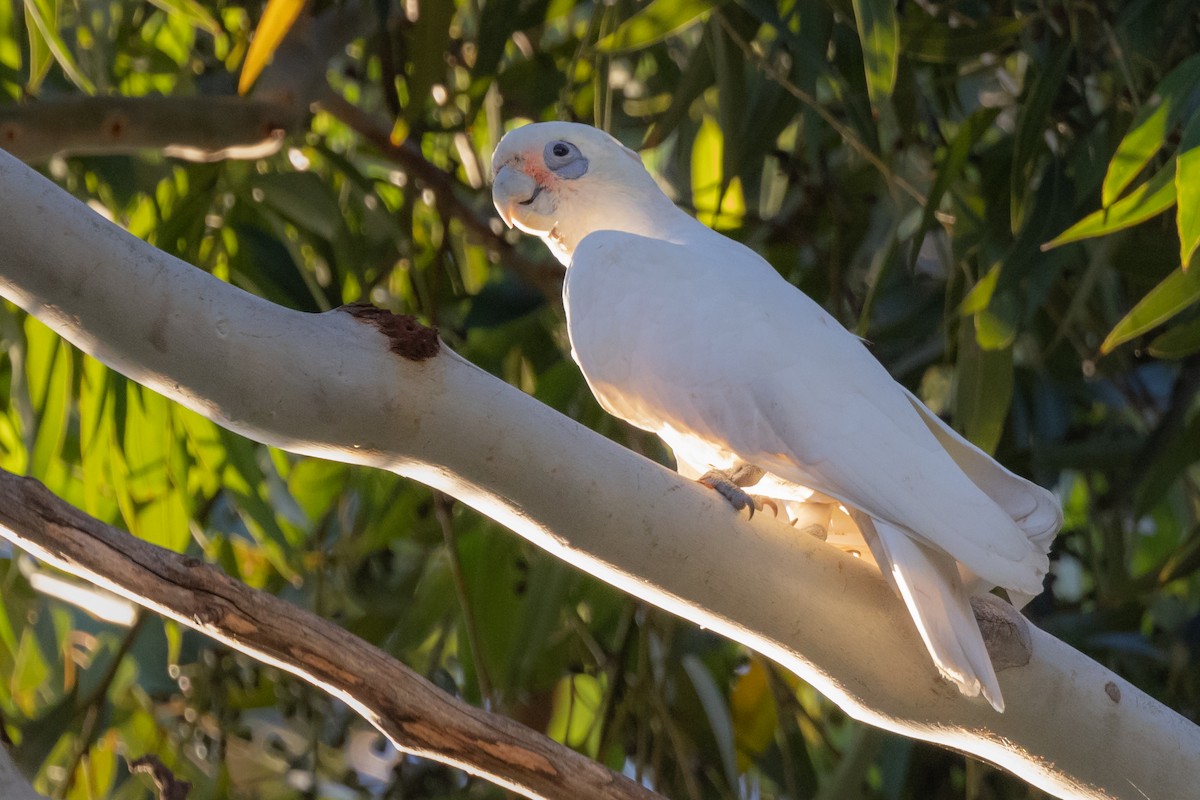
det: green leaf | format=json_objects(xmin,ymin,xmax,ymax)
[
  {"xmin": 1100, "ymin": 266, "xmax": 1200, "ymax": 353},
  {"xmin": 900, "ymin": 15, "xmax": 1023, "ymax": 63},
  {"xmin": 643, "ymin": 22, "xmax": 715, "ymax": 148},
  {"xmin": 1176, "ymin": 113, "xmax": 1200, "ymax": 270},
  {"xmin": 146, "ymin": 0, "xmax": 220, "ymax": 36},
  {"xmin": 682, "ymin": 655, "xmax": 738, "ymax": 789},
  {"xmin": 1102, "ymin": 53, "xmax": 1200, "ymax": 207},
  {"xmin": 474, "ymin": 0, "xmax": 521, "ymax": 77},
  {"xmin": 691, "ymin": 115, "xmax": 745, "ymax": 229},
  {"xmin": 911, "ymin": 108, "xmax": 999, "ymax": 267},
  {"xmin": 402, "ymin": 0, "xmax": 456, "ymax": 131},
  {"xmin": 595, "ymin": 0, "xmax": 720, "ymax": 53},
  {"xmin": 851, "ymin": 0, "xmax": 899, "ymax": 109},
  {"xmin": 1148, "ymin": 315, "xmax": 1200, "ymax": 359},
  {"xmin": 1159, "ymin": 524, "xmax": 1200, "ymax": 586},
  {"xmin": 712, "ymin": 20, "xmax": 747, "ymax": 190},
  {"xmin": 958, "ymin": 262, "xmax": 1000, "ymax": 315},
  {"xmin": 546, "ymin": 673, "xmax": 604, "ymax": 756},
  {"xmin": 1011, "ymin": 47, "xmax": 1071, "ymax": 231},
  {"xmin": 27, "ymin": 324, "xmax": 71, "ymax": 484},
  {"xmin": 12, "ymin": 687, "xmax": 77, "ymax": 775},
  {"xmin": 22, "ymin": 0, "xmax": 94, "ymax": 93},
  {"xmin": 954, "ymin": 319, "xmax": 1013, "ymax": 454},
  {"xmin": 250, "ymin": 172, "xmax": 344, "ymax": 242},
  {"xmin": 80, "ymin": 358, "xmax": 121, "ymax": 523},
  {"xmin": 1043, "ymin": 161, "xmax": 1177, "ymax": 250}
]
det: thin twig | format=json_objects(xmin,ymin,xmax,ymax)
[
  {"xmin": 128, "ymin": 755, "xmax": 191, "ymax": 800},
  {"xmin": 59, "ymin": 613, "xmax": 147, "ymax": 799},
  {"xmin": 432, "ymin": 491, "xmax": 498, "ymax": 709},
  {"xmin": 313, "ymin": 87, "xmax": 565, "ymax": 305},
  {"xmin": 717, "ymin": 15, "xmax": 926, "ymax": 206}
]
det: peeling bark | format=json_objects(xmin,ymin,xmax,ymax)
[{"xmin": 0, "ymin": 471, "xmax": 660, "ymax": 800}]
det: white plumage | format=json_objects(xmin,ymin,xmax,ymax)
[{"xmin": 492, "ymin": 121, "xmax": 1061, "ymax": 711}]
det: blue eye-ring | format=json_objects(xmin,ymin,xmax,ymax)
[{"xmin": 544, "ymin": 140, "xmax": 588, "ymax": 179}]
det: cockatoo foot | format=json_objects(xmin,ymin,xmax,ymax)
[{"xmin": 697, "ymin": 466, "xmax": 778, "ymax": 519}]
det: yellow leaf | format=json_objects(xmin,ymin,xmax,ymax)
[
  {"xmin": 730, "ymin": 657, "xmax": 778, "ymax": 770},
  {"xmin": 238, "ymin": 0, "xmax": 306, "ymax": 95}
]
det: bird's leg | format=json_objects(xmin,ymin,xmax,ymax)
[{"xmin": 697, "ymin": 463, "xmax": 779, "ymax": 519}]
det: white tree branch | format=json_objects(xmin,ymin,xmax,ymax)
[
  {"xmin": 0, "ymin": 747, "xmax": 45, "ymax": 800},
  {"xmin": 0, "ymin": 148, "xmax": 1194, "ymax": 800}
]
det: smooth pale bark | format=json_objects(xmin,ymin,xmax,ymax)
[
  {"xmin": 0, "ymin": 748, "xmax": 44, "ymax": 800},
  {"xmin": 0, "ymin": 147, "xmax": 1195, "ymax": 800}
]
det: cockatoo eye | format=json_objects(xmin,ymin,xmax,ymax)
[{"xmin": 544, "ymin": 140, "xmax": 588, "ymax": 179}]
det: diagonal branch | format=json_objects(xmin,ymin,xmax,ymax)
[
  {"xmin": 0, "ymin": 96, "xmax": 291, "ymax": 163},
  {"xmin": 0, "ymin": 141, "xmax": 1196, "ymax": 800},
  {"xmin": 0, "ymin": 745, "xmax": 45, "ymax": 800},
  {"xmin": 0, "ymin": 469, "xmax": 660, "ymax": 800},
  {"xmin": 0, "ymin": 4, "xmax": 368, "ymax": 164}
]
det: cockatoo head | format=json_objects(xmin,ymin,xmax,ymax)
[{"xmin": 491, "ymin": 121, "xmax": 675, "ymax": 266}]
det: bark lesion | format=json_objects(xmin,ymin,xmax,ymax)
[
  {"xmin": 971, "ymin": 594, "xmax": 1033, "ymax": 671},
  {"xmin": 341, "ymin": 303, "xmax": 441, "ymax": 361}
]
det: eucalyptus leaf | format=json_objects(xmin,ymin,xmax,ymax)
[
  {"xmin": 595, "ymin": 0, "xmax": 721, "ymax": 53},
  {"xmin": 1175, "ymin": 113, "xmax": 1200, "ymax": 270},
  {"xmin": 1044, "ymin": 161, "xmax": 1177, "ymax": 250},
  {"xmin": 1101, "ymin": 266, "xmax": 1200, "ymax": 353},
  {"xmin": 851, "ymin": 0, "xmax": 899, "ymax": 110},
  {"xmin": 1102, "ymin": 53, "xmax": 1200, "ymax": 206}
]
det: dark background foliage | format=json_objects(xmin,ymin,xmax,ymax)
[{"xmin": 0, "ymin": 0, "xmax": 1198, "ymax": 797}]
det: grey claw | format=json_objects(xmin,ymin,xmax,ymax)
[{"xmin": 698, "ymin": 469, "xmax": 775, "ymax": 520}]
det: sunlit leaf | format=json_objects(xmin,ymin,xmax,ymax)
[
  {"xmin": 1100, "ymin": 266, "xmax": 1200, "ymax": 353},
  {"xmin": 26, "ymin": 321, "xmax": 71, "ymax": 485},
  {"xmin": 238, "ymin": 0, "xmax": 306, "ymax": 95},
  {"xmin": 23, "ymin": 0, "xmax": 94, "ymax": 93},
  {"xmin": 595, "ymin": 0, "xmax": 720, "ymax": 53},
  {"xmin": 546, "ymin": 673, "xmax": 604, "ymax": 756},
  {"xmin": 10, "ymin": 627, "xmax": 49, "ymax": 713},
  {"xmin": 65, "ymin": 730, "xmax": 117, "ymax": 800},
  {"xmin": 1102, "ymin": 53, "xmax": 1200, "ymax": 207},
  {"xmin": 692, "ymin": 116, "xmax": 745, "ymax": 229},
  {"xmin": 147, "ymin": 0, "xmax": 221, "ymax": 36},
  {"xmin": 80, "ymin": 358, "xmax": 120, "ymax": 523},
  {"xmin": 851, "ymin": 0, "xmax": 899, "ymax": 109},
  {"xmin": 731, "ymin": 657, "xmax": 777, "ymax": 770},
  {"xmin": 1043, "ymin": 162, "xmax": 1177, "ymax": 250},
  {"xmin": 958, "ymin": 262, "xmax": 1000, "ymax": 315},
  {"xmin": 0, "ymin": 0, "xmax": 20, "ymax": 72},
  {"xmin": 1176, "ymin": 114, "xmax": 1200, "ymax": 270}
]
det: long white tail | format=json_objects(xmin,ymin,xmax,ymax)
[{"xmin": 858, "ymin": 514, "xmax": 1005, "ymax": 712}]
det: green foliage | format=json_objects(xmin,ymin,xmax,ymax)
[{"xmin": 0, "ymin": 1, "xmax": 1198, "ymax": 799}]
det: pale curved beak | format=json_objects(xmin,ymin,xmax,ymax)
[{"xmin": 492, "ymin": 165, "xmax": 541, "ymax": 228}]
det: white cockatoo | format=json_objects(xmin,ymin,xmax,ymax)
[{"xmin": 491, "ymin": 121, "xmax": 1061, "ymax": 711}]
